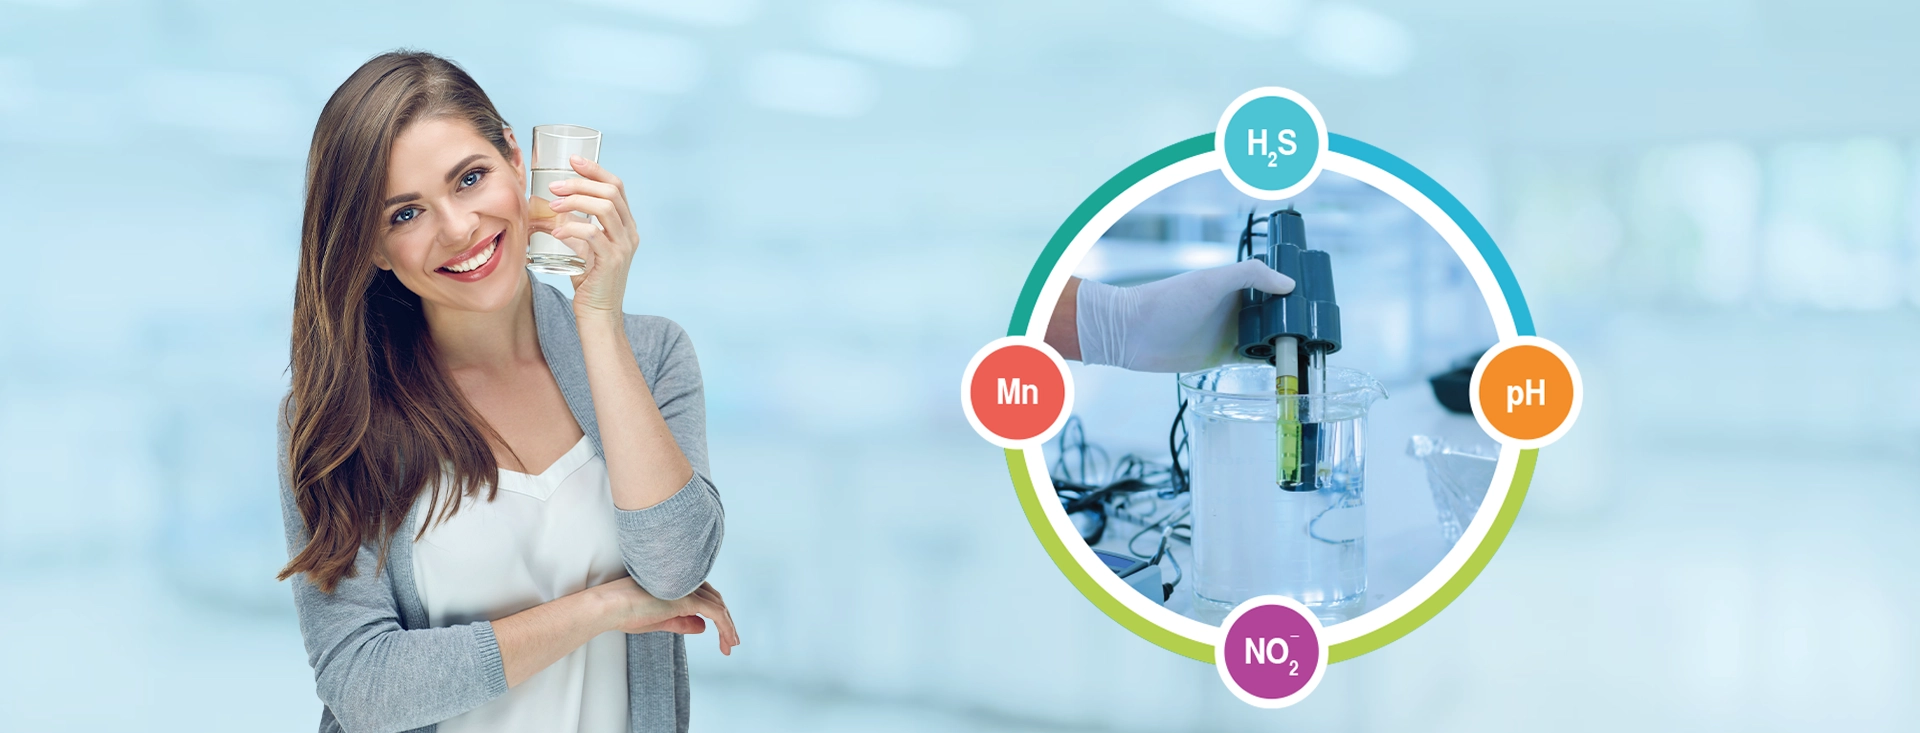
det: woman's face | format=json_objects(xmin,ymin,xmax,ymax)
[{"xmin": 373, "ymin": 117, "xmax": 527, "ymax": 314}]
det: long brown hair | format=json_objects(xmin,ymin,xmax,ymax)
[{"xmin": 279, "ymin": 51, "xmax": 516, "ymax": 593}]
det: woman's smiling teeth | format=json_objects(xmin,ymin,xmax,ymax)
[{"xmin": 440, "ymin": 236, "xmax": 498, "ymax": 273}]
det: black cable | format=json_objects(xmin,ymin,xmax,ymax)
[
  {"xmin": 1162, "ymin": 530, "xmax": 1186, "ymax": 600},
  {"xmin": 1126, "ymin": 505, "xmax": 1190, "ymax": 558},
  {"xmin": 1061, "ymin": 477, "xmax": 1149, "ymax": 514},
  {"xmin": 1050, "ymin": 416, "xmax": 1109, "ymax": 487},
  {"xmin": 1306, "ymin": 474, "xmax": 1363, "ymax": 546},
  {"xmin": 1050, "ymin": 405, "xmax": 1202, "ymax": 601},
  {"xmin": 1168, "ymin": 399, "xmax": 1190, "ymax": 495},
  {"xmin": 1238, "ymin": 209, "xmax": 1265, "ymax": 263}
]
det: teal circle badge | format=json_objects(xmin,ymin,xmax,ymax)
[{"xmin": 1215, "ymin": 87, "xmax": 1328, "ymax": 200}]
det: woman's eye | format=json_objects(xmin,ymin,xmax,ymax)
[
  {"xmin": 461, "ymin": 169, "xmax": 485, "ymax": 188},
  {"xmin": 391, "ymin": 207, "xmax": 419, "ymax": 225}
]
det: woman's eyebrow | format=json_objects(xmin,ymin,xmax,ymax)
[
  {"xmin": 444, "ymin": 154, "xmax": 487, "ymax": 183},
  {"xmin": 379, "ymin": 154, "xmax": 490, "ymax": 208}
]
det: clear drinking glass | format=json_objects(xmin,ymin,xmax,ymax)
[
  {"xmin": 526, "ymin": 124, "xmax": 602, "ymax": 276},
  {"xmin": 1178, "ymin": 364, "xmax": 1386, "ymax": 625}
]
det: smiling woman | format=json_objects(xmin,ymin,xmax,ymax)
[
  {"xmin": 374, "ymin": 124, "xmax": 521, "ymax": 297},
  {"xmin": 276, "ymin": 51, "xmax": 736, "ymax": 733}
]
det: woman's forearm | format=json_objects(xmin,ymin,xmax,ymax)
[
  {"xmin": 491, "ymin": 584, "xmax": 620, "ymax": 688},
  {"xmin": 1045, "ymin": 277, "xmax": 1083, "ymax": 361},
  {"xmin": 576, "ymin": 313, "xmax": 696, "ymax": 510}
]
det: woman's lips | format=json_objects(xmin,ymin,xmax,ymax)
[{"xmin": 436, "ymin": 232, "xmax": 503, "ymax": 282}]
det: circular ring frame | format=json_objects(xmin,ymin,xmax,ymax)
[{"xmin": 1003, "ymin": 133, "xmax": 1538, "ymax": 663}]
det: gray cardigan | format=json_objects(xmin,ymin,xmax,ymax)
[{"xmin": 278, "ymin": 279, "xmax": 724, "ymax": 733}]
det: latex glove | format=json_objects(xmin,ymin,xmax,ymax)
[{"xmin": 1076, "ymin": 259, "xmax": 1295, "ymax": 373}]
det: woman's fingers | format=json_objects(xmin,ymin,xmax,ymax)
[
  {"xmin": 719, "ymin": 606, "xmax": 739, "ymax": 652},
  {"xmin": 680, "ymin": 591, "xmax": 738, "ymax": 654},
  {"xmin": 541, "ymin": 159, "xmax": 640, "ymax": 305},
  {"xmin": 561, "ymin": 157, "xmax": 638, "ymax": 233},
  {"xmin": 624, "ymin": 614, "xmax": 705, "ymax": 636},
  {"xmin": 546, "ymin": 174, "xmax": 618, "ymax": 205},
  {"xmin": 648, "ymin": 615, "xmax": 705, "ymax": 635},
  {"xmin": 549, "ymin": 220, "xmax": 612, "ymax": 258},
  {"xmin": 547, "ymin": 219, "xmax": 601, "ymax": 240},
  {"xmin": 687, "ymin": 584, "xmax": 735, "ymax": 651},
  {"xmin": 568, "ymin": 154, "xmax": 620, "ymax": 186},
  {"xmin": 692, "ymin": 584, "xmax": 729, "ymax": 629},
  {"xmin": 692, "ymin": 583, "xmax": 721, "ymax": 605},
  {"xmin": 549, "ymin": 194, "xmax": 630, "ymax": 247},
  {"xmin": 707, "ymin": 602, "xmax": 737, "ymax": 654},
  {"xmin": 711, "ymin": 597, "xmax": 738, "ymax": 652}
]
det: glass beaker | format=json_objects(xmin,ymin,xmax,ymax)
[
  {"xmin": 1178, "ymin": 364, "xmax": 1385, "ymax": 625},
  {"xmin": 526, "ymin": 124, "xmax": 601, "ymax": 276},
  {"xmin": 1407, "ymin": 434, "xmax": 1498, "ymax": 546}
]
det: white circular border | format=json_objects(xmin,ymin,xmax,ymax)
[
  {"xmin": 1214, "ymin": 595, "xmax": 1329, "ymax": 708},
  {"xmin": 1214, "ymin": 87, "xmax": 1331, "ymax": 201},
  {"xmin": 1467, "ymin": 336, "xmax": 1584, "ymax": 449},
  {"xmin": 1018, "ymin": 148, "xmax": 1526, "ymax": 649},
  {"xmin": 960, "ymin": 336, "xmax": 1076, "ymax": 450}
]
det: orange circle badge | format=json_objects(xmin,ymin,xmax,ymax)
[{"xmin": 1469, "ymin": 337, "xmax": 1582, "ymax": 448}]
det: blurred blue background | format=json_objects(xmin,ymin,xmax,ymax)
[{"xmin": 3, "ymin": 0, "xmax": 1919, "ymax": 730}]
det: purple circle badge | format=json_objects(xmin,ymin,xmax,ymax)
[{"xmin": 1215, "ymin": 596, "xmax": 1328, "ymax": 707}]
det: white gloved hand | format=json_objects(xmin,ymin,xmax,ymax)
[{"xmin": 1075, "ymin": 259, "xmax": 1295, "ymax": 373}]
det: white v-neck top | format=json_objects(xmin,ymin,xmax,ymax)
[{"xmin": 412, "ymin": 435, "xmax": 630, "ymax": 733}]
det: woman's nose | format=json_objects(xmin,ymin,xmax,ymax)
[{"xmin": 437, "ymin": 202, "xmax": 482, "ymax": 247}]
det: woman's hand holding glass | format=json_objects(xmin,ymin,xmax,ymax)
[
  {"xmin": 531, "ymin": 155, "xmax": 641, "ymax": 321},
  {"xmin": 594, "ymin": 577, "xmax": 739, "ymax": 656}
]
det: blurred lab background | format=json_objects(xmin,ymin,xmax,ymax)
[{"xmin": 2, "ymin": 1, "xmax": 1918, "ymax": 730}]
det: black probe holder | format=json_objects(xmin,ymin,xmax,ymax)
[
  {"xmin": 1236, "ymin": 208, "xmax": 1342, "ymax": 361},
  {"xmin": 1234, "ymin": 207, "xmax": 1342, "ymax": 492}
]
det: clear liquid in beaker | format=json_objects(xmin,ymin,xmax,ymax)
[{"xmin": 1188, "ymin": 393, "xmax": 1369, "ymax": 625}]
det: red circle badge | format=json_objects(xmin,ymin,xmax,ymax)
[{"xmin": 961, "ymin": 337, "xmax": 1073, "ymax": 448}]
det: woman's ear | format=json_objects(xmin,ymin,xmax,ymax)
[
  {"xmin": 371, "ymin": 249, "xmax": 393, "ymax": 271},
  {"xmin": 503, "ymin": 127, "xmax": 524, "ymax": 178}
]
